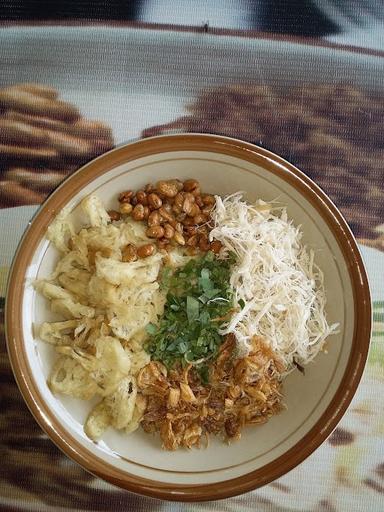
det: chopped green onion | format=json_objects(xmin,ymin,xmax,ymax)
[
  {"xmin": 187, "ymin": 296, "xmax": 200, "ymax": 323},
  {"xmin": 145, "ymin": 323, "xmax": 157, "ymax": 335},
  {"xmin": 145, "ymin": 251, "xmax": 235, "ymax": 368}
]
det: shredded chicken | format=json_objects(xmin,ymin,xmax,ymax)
[{"xmin": 137, "ymin": 335, "xmax": 285, "ymax": 450}]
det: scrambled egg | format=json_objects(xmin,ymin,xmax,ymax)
[{"xmin": 35, "ymin": 195, "xmax": 166, "ymax": 440}]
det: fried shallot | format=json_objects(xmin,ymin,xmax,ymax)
[{"xmin": 137, "ymin": 334, "xmax": 285, "ymax": 450}]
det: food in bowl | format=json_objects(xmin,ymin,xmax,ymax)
[
  {"xmin": 6, "ymin": 134, "xmax": 371, "ymax": 499},
  {"xmin": 34, "ymin": 177, "xmax": 337, "ymax": 450}
]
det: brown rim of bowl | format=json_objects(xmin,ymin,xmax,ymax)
[{"xmin": 5, "ymin": 134, "xmax": 371, "ymax": 502}]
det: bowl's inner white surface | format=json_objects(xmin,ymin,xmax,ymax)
[{"xmin": 23, "ymin": 149, "xmax": 353, "ymax": 484}]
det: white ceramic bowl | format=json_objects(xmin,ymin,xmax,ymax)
[{"xmin": 5, "ymin": 134, "xmax": 371, "ymax": 501}]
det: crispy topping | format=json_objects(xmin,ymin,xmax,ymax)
[{"xmin": 138, "ymin": 335, "xmax": 285, "ymax": 450}]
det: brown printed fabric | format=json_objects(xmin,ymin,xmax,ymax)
[{"xmin": 0, "ymin": 20, "xmax": 383, "ymax": 512}]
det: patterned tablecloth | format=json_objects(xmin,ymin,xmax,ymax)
[{"xmin": 0, "ymin": 18, "xmax": 383, "ymax": 512}]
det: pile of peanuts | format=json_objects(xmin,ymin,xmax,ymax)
[{"xmin": 108, "ymin": 178, "xmax": 222, "ymax": 260}]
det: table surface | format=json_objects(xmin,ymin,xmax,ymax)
[{"xmin": 0, "ymin": 15, "xmax": 383, "ymax": 512}]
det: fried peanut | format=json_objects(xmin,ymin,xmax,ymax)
[
  {"xmin": 107, "ymin": 210, "xmax": 121, "ymax": 221},
  {"xmin": 183, "ymin": 179, "xmax": 199, "ymax": 192},
  {"xmin": 176, "ymin": 212, "xmax": 187, "ymax": 223},
  {"xmin": 173, "ymin": 192, "xmax": 185, "ymax": 212},
  {"xmin": 182, "ymin": 216, "xmax": 196, "ymax": 226},
  {"xmin": 143, "ymin": 206, "xmax": 150, "ymax": 219},
  {"xmin": 118, "ymin": 190, "xmax": 133, "ymax": 203},
  {"xmin": 137, "ymin": 243, "xmax": 156, "ymax": 258},
  {"xmin": 146, "ymin": 226, "xmax": 165, "ymax": 239},
  {"xmin": 147, "ymin": 192, "xmax": 162, "ymax": 209},
  {"xmin": 157, "ymin": 180, "xmax": 179, "ymax": 198},
  {"xmin": 163, "ymin": 223, "xmax": 175, "ymax": 239},
  {"xmin": 145, "ymin": 183, "xmax": 154, "ymax": 193},
  {"xmin": 191, "ymin": 186, "xmax": 201, "ymax": 197},
  {"xmin": 148, "ymin": 210, "xmax": 161, "ymax": 226},
  {"xmin": 120, "ymin": 202, "xmax": 133, "ymax": 215},
  {"xmin": 132, "ymin": 204, "xmax": 145, "ymax": 221},
  {"xmin": 122, "ymin": 244, "xmax": 138, "ymax": 262},
  {"xmin": 187, "ymin": 203, "xmax": 201, "ymax": 218},
  {"xmin": 159, "ymin": 206, "xmax": 174, "ymax": 223},
  {"xmin": 195, "ymin": 195, "xmax": 204, "ymax": 208},
  {"xmin": 202, "ymin": 194, "xmax": 215, "ymax": 206},
  {"xmin": 202, "ymin": 206, "xmax": 213, "ymax": 216},
  {"xmin": 174, "ymin": 232, "xmax": 185, "ymax": 246},
  {"xmin": 182, "ymin": 192, "xmax": 195, "ymax": 215},
  {"xmin": 158, "ymin": 238, "xmax": 171, "ymax": 250},
  {"xmin": 162, "ymin": 202, "xmax": 173, "ymax": 213},
  {"xmin": 136, "ymin": 190, "xmax": 148, "ymax": 205},
  {"xmin": 194, "ymin": 213, "xmax": 207, "ymax": 225}
]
